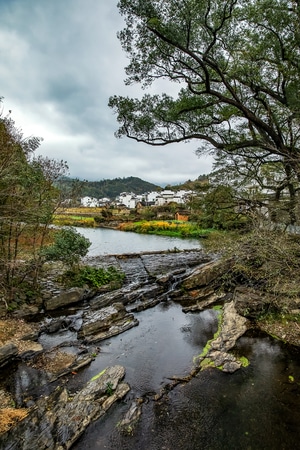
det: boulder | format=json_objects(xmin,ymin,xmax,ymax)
[
  {"xmin": 78, "ymin": 302, "xmax": 138, "ymax": 342},
  {"xmin": 181, "ymin": 259, "xmax": 233, "ymax": 291},
  {"xmin": 44, "ymin": 288, "xmax": 87, "ymax": 311},
  {"xmin": 197, "ymin": 301, "xmax": 248, "ymax": 374},
  {"xmin": 0, "ymin": 343, "xmax": 18, "ymax": 368}
]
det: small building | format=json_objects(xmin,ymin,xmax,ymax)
[{"xmin": 175, "ymin": 211, "xmax": 190, "ymax": 221}]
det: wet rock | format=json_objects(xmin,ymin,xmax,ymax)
[
  {"xmin": 0, "ymin": 343, "xmax": 18, "ymax": 368},
  {"xmin": 141, "ymin": 251, "xmax": 209, "ymax": 277},
  {"xmin": 12, "ymin": 305, "xmax": 40, "ymax": 319},
  {"xmin": 44, "ymin": 288, "xmax": 87, "ymax": 311},
  {"xmin": 182, "ymin": 292, "xmax": 228, "ymax": 312},
  {"xmin": 82, "ymin": 316, "xmax": 139, "ymax": 344},
  {"xmin": 20, "ymin": 342, "xmax": 43, "ymax": 359},
  {"xmin": 197, "ymin": 301, "xmax": 248, "ymax": 374},
  {"xmin": 0, "ymin": 365, "xmax": 130, "ymax": 450},
  {"xmin": 182, "ymin": 259, "xmax": 232, "ymax": 291},
  {"xmin": 90, "ymin": 290, "xmax": 125, "ymax": 309},
  {"xmin": 119, "ymin": 400, "xmax": 142, "ymax": 435},
  {"xmin": 78, "ymin": 302, "xmax": 138, "ymax": 342},
  {"xmin": 128, "ymin": 297, "xmax": 161, "ymax": 313}
]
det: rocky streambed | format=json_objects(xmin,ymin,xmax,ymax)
[{"xmin": 0, "ymin": 249, "xmax": 295, "ymax": 449}]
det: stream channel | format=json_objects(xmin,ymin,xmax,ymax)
[{"xmin": 3, "ymin": 228, "xmax": 300, "ymax": 449}]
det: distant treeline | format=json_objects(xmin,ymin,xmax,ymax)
[
  {"xmin": 57, "ymin": 176, "xmax": 161, "ymax": 199},
  {"xmin": 58, "ymin": 175, "xmax": 210, "ymax": 201}
]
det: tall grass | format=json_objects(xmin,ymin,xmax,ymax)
[
  {"xmin": 118, "ymin": 220, "xmax": 213, "ymax": 238},
  {"xmin": 53, "ymin": 215, "xmax": 95, "ymax": 227}
]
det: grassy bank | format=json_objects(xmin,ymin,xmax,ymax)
[
  {"xmin": 52, "ymin": 214, "xmax": 96, "ymax": 227},
  {"xmin": 118, "ymin": 220, "xmax": 214, "ymax": 238}
]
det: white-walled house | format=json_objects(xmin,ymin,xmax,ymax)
[
  {"xmin": 81, "ymin": 196, "xmax": 100, "ymax": 207},
  {"xmin": 116, "ymin": 192, "xmax": 139, "ymax": 209},
  {"xmin": 155, "ymin": 189, "xmax": 195, "ymax": 206},
  {"xmin": 80, "ymin": 189, "xmax": 196, "ymax": 209}
]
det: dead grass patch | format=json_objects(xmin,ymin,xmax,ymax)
[
  {"xmin": 0, "ymin": 408, "xmax": 28, "ymax": 434},
  {"xmin": 0, "ymin": 318, "xmax": 39, "ymax": 350},
  {"xmin": 29, "ymin": 350, "xmax": 76, "ymax": 374}
]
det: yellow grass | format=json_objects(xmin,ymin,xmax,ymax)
[{"xmin": 0, "ymin": 408, "xmax": 28, "ymax": 434}]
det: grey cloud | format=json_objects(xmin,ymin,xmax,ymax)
[{"xmin": 0, "ymin": 0, "xmax": 212, "ymax": 186}]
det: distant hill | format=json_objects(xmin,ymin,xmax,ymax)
[
  {"xmin": 58, "ymin": 176, "xmax": 161, "ymax": 199},
  {"xmin": 166, "ymin": 174, "xmax": 209, "ymax": 191}
]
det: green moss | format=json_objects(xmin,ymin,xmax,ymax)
[
  {"xmin": 200, "ymin": 357, "xmax": 215, "ymax": 368},
  {"xmin": 193, "ymin": 308, "xmax": 223, "ymax": 364},
  {"xmin": 90, "ymin": 369, "xmax": 106, "ymax": 381},
  {"xmin": 239, "ymin": 356, "xmax": 250, "ymax": 367}
]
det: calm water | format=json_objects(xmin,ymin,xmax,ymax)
[
  {"xmin": 75, "ymin": 227, "xmax": 201, "ymax": 256},
  {"xmin": 69, "ymin": 228, "xmax": 300, "ymax": 450}
]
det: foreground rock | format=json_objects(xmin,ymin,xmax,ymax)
[
  {"xmin": 196, "ymin": 301, "xmax": 248, "ymax": 373},
  {"xmin": 0, "ymin": 344, "xmax": 18, "ymax": 368},
  {"xmin": 0, "ymin": 365, "xmax": 129, "ymax": 450},
  {"xmin": 78, "ymin": 302, "xmax": 139, "ymax": 343}
]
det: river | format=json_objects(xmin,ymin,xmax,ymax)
[
  {"xmin": 68, "ymin": 228, "xmax": 300, "ymax": 450},
  {"xmin": 4, "ymin": 228, "xmax": 300, "ymax": 449},
  {"xmin": 74, "ymin": 227, "xmax": 202, "ymax": 256}
]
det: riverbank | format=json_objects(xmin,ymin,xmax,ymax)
[{"xmin": 1, "ymin": 245, "xmax": 300, "ymax": 445}]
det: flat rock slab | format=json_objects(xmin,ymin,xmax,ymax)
[
  {"xmin": 0, "ymin": 365, "xmax": 130, "ymax": 450},
  {"xmin": 45, "ymin": 288, "xmax": 87, "ymax": 311}
]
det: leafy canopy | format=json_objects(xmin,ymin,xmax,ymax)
[{"xmin": 109, "ymin": 0, "xmax": 300, "ymax": 218}]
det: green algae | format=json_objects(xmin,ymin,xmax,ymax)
[
  {"xmin": 90, "ymin": 369, "xmax": 107, "ymax": 381},
  {"xmin": 239, "ymin": 356, "xmax": 250, "ymax": 367}
]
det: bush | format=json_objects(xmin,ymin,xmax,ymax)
[
  {"xmin": 41, "ymin": 227, "xmax": 91, "ymax": 268},
  {"xmin": 61, "ymin": 265, "xmax": 125, "ymax": 289}
]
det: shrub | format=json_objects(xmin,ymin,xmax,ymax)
[
  {"xmin": 61, "ymin": 265, "xmax": 125, "ymax": 289},
  {"xmin": 41, "ymin": 227, "xmax": 91, "ymax": 268}
]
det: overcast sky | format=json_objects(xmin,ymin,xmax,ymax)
[{"xmin": 0, "ymin": 0, "xmax": 213, "ymax": 187}]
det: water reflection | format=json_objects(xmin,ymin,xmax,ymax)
[
  {"xmin": 75, "ymin": 227, "xmax": 201, "ymax": 256},
  {"xmin": 73, "ymin": 329, "xmax": 300, "ymax": 450}
]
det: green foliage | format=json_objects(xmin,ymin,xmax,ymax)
[
  {"xmin": 110, "ymin": 0, "xmax": 300, "ymax": 226},
  {"xmin": 42, "ymin": 227, "xmax": 91, "ymax": 269},
  {"xmin": 53, "ymin": 215, "xmax": 96, "ymax": 227},
  {"xmin": 105, "ymin": 381, "xmax": 114, "ymax": 396},
  {"xmin": 119, "ymin": 220, "xmax": 213, "ymax": 238},
  {"xmin": 58, "ymin": 176, "xmax": 161, "ymax": 199},
  {"xmin": 199, "ymin": 185, "xmax": 250, "ymax": 230},
  {"xmin": 0, "ymin": 106, "xmax": 69, "ymax": 303},
  {"xmin": 61, "ymin": 265, "xmax": 125, "ymax": 289}
]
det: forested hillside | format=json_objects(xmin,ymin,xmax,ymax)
[{"xmin": 59, "ymin": 176, "xmax": 161, "ymax": 199}]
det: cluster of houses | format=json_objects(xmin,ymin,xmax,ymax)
[{"xmin": 80, "ymin": 189, "xmax": 197, "ymax": 209}]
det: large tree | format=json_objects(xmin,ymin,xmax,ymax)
[{"xmin": 109, "ymin": 0, "xmax": 300, "ymax": 224}]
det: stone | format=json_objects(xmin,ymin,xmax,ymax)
[
  {"xmin": 44, "ymin": 288, "xmax": 87, "ymax": 311},
  {"xmin": 0, "ymin": 343, "xmax": 18, "ymax": 368},
  {"xmin": 181, "ymin": 259, "xmax": 233, "ymax": 290},
  {"xmin": 19, "ymin": 342, "xmax": 43, "ymax": 359},
  {"xmin": 79, "ymin": 302, "xmax": 129, "ymax": 337},
  {"xmin": 0, "ymin": 365, "xmax": 130, "ymax": 450},
  {"xmin": 198, "ymin": 301, "xmax": 248, "ymax": 373}
]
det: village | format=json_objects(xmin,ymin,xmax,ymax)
[{"xmin": 80, "ymin": 189, "xmax": 197, "ymax": 209}]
